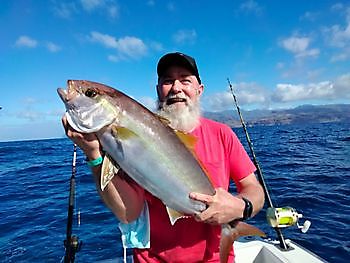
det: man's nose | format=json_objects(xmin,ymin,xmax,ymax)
[{"xmin": 170, "ymin": 79, "xmax": 182, "ymax": 93}]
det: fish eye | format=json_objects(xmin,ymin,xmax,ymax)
[{"xmin": 85, "ymin": 89, "xmax": 97, "ymax": 97}]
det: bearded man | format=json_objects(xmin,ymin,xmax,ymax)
[{"xmin": 62, "ymin": 52, "xmax": 264, "ymax": 262}]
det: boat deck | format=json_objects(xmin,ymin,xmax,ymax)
[{"xmin": 234, "ymin": 237, "xmax": 326, "ymax": 263}]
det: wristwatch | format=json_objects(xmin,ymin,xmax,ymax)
[
  {"xmin": 242, "ymin": 197, "xmax": 253, "ymax": 220},
  {"xmin": 228, "ymin": 197, "xmax": 254, "ymax": 227}
]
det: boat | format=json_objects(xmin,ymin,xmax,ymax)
[
  {"xmin": 96, "ymin": 236, "xmax": 326, "ymax": 263},
  {"xmin": 234, "ymin": 236, "xmax": 326, "ymax": 263}
]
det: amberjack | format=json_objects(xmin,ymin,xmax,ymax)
[{"xmin": 57, "ymin": 80, "xmax": 264, "ymax": 262}]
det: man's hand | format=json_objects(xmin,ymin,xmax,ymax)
[
  {"xmin": 189, "ymin": 188, "xmax": 245, "ymax": 225},
  {"xmin": 62, "ymin": 115, "xmax": 101, "ymax": 160}
]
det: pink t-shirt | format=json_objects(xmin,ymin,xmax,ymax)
[{"xmin": 134, "ymin": 118, "xmax": 256, "ymax": 262}]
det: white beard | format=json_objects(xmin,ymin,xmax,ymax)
[{"xmin": 157, "ymin": 95, "xmax": 201, "ymax": 133}]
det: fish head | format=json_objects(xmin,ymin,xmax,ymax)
[{"xmin": 57, "ymin": 80, "xmax": 119, "ymax": 133}]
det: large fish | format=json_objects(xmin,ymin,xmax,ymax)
[{"xmin": 57, "ymin": 80, "xmax": 264, "ymax": 262}]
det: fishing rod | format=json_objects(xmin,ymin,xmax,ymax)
[
  {"xmin": 226, "ymin": 79, "xmax": 290, "ymax": 250},
  {"xmin": 63, "ymin": 144, "xmax": 82, "ymax": 263}
]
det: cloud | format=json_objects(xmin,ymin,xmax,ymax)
[
  {"xmin": 108, "ymin": 5, "xmax": 119, "ymax": 18},
  {"xmin": 90, "ymin": 31, "xmax": 118, "ymax": 48},
  {"xmin": 80, "ymin": 0, "xmax": 119, "ymax": 18},
  {"xmin": 117, "ymin": 36, "xmax": 147, "ymax": 58},
  {"xmin": 319, "ymin": 4, "xmax": 350, "ymax": 64},
  {"xmin": 272, "ymin": 82, "xmax": 333, "ymax": 102},
  {"xmin": 173, "ymin": 29, "xmax": 197, "ymax": 45},
  {"xmin": 14, "ymin": 36, "xmax": 61, "ymax": 53},
  {"xmin": 203, "ymin": 73, "xmax": 350, "ymax": 110},
  {"xmin": 279, "ymin": 36, "xmax": 319, "ymax": 58},
  {"xmin": 333, "ymin": 73, "xmax": 350, "ymax": 98},
  {"xmin": 239, "ymin": 0, "xmax": 263, "ymax": 15},
  {"xmin": 46, "ymin": 42, "xmax": 61, "ymax": 52},
  {"xmin": 15, "ymin": 36, "xmax": 38, "ymax": 48},
  {"xmin": 81, "ymin": 0, "xmax": 105, "ymax": 11},
  {"xmin": 52, "ymin": 0, "xmax": 119, "ymax": 19},
  {"xmin": 324, "ymin": 24, "xmax": 350, "ymax": 48},
  {"xmin": 90, "ymin": 31, "xmax": 147, "ymax": 60},
  {"xmin": 149, "ymin": 41, "xmax": 164, "ymax": 52},
  {"xmin": 330, "ymin": 51, "xmax": 350, "ymax": 62},
  {"xmin": 52, "ymin": 2, "xmax": 77, "ymax": 19},
  {"xmin": 203, "ymin": 82, "xmax": 268, "ymax": 111},
  {"xmin": 300, "ymin": 11, "xmax": 320, "ymax": 22},
  {"xmin": 139, "ymin": 97, "xmax": 157, "ymax": 111},
  {"xmin": 271, "ymin": 74, "xmax": 350, "ymax": 102}
]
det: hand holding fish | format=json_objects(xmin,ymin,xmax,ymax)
[
  {"xmin": 190, "ymin": 188, "xmax": 245, "ymax": 225},
  {"xmin": 61, "ymin": 115, "xmax": 102, "ymax": 161}
]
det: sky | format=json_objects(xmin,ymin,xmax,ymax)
[{"xmin": 1, "ymin": 0, "xmax": 349, "ymax": 141}]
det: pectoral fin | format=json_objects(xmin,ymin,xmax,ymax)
[
  {"xmin": 100, "ymin": 154, "xmax": 120, "ymax": 191},
  {"xmin": 111, "ymin": 124, "xmax": 138, "ymax": 140},
  {"xmin": 165, "ymin": 207, "xmax": 186, "ymax": 225}
]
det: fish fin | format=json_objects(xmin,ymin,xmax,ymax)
[
  {"xmin": 174, "ymin": 131, "xmax": 197, "ymax": 151},
  {"xmin": 220, "ymin": 222, "xmax": 266, "ymax": 263},
  {"xmin": 174, "ymin": 130, "xmax": 216, "ymax": 190},
  {"xmin": 165, "ymin": 207, "xmax": 185, "ymax": 225},
  {"xmin": 220, "ymin": 224, "xmax": 236, "ymax": 263},
  {"xmin": 111, "ymin": 124, "xmax": 138, "ymax": 140},
  {"xmin": 234, "ymin": 221, "xmax": 266, "ymax": 238},
  {"xmin": 155, "ymin": 114, "xmax": 172, "ymax": 126},
  {"xmin": 100, "ymin": 154, "xmax": 120, "ymax": 191}
]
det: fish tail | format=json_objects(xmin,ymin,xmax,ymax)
[{"xmin": 219, "ymin": 222, "xmax": 266, "ymax": 263}]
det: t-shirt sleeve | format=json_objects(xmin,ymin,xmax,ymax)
[{"xmin": 223, "ymin": 126, "xmax": 256, "ymax": 187}]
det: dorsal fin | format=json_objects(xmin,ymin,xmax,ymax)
[
  {"xmin": 175, "ymin": 130, "xmax": 216, "ymax": 190},
  {"xmin": 155, "ymin": 114, "xmax": 172, "ymax": 126}
]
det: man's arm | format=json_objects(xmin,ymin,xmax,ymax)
[
  {"xmin": 236, "ymin": 172, "xmax": 265, "ymax": 218},
  {"xmin": 62, "ymin": 116, "xmax": 145, "ymax": 223}
]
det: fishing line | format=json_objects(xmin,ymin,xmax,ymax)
[{"xmin": 227, "ymin": 79, "xmax": 289, "ymax": 250}]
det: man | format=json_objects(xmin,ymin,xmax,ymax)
[{"xmin": 62, "ymin": 52, "xmax": 265, "ymax": 262}]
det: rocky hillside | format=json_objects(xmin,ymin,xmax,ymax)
[{"xmin": 204, "ymin": 104, "xmax": 350, "ymax": 127}]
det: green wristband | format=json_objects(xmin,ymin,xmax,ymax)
[{"xmin": 87, "ymin": 156, "xmax": 103, "ymax": 167}]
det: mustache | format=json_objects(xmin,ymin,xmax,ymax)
[{"xmin": 165, "ymin": 94, "xmax": 188, "ymax": 105}]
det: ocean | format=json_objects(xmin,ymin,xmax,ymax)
[{"xmin": 1, "ymin": 122, "xmax": 349, "ymax": 262}]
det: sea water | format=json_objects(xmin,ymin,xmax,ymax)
[{"xmin": 1, "ymin": 122, "xmax": 349, "ymax": 262}]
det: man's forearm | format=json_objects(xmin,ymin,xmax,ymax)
[
  {"xmin": 90, "ymin": 165, "xmax": 145, "ymax": 223},
  {"xmin": 237, "ymin": 173, "xmax": 265, "ymax": 217}
]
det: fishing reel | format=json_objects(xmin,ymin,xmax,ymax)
[{"xmin": 266, "ymin": 207, "xmax": 311, "ymax": 233}]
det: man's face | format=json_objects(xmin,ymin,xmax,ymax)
[
  {"xmin": 156, "ymin": 65, "xmax": 203, "ymax": 132},
  {"xmin": 157, "ymin": 65, "xmax": 203, "ymax": 109}
]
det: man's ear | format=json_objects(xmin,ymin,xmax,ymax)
[{"xmin": 197, "ymin": 84, "xmax": 204, "ymax": 96}]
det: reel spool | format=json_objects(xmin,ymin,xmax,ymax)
[{"xmin": 266, "ymin": 207, "xmax": 311, "ymax": 233}]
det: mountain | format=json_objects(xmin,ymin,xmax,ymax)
[{"xmin": 204, "ymin": 104, "xmax": 350, "ymax": 127}]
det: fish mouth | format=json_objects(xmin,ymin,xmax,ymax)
[
  {"xmin": 57, "ymin": 80, "xmax": 78, "ymax": 102},
  {"xmin": 57, "ymin": 87, "xmax": 67, "ymax": 101}
]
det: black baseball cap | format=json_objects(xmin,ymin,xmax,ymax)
[{"xmin": 157, "ymin": 52, "xmax": 201, "ymax": 84}]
